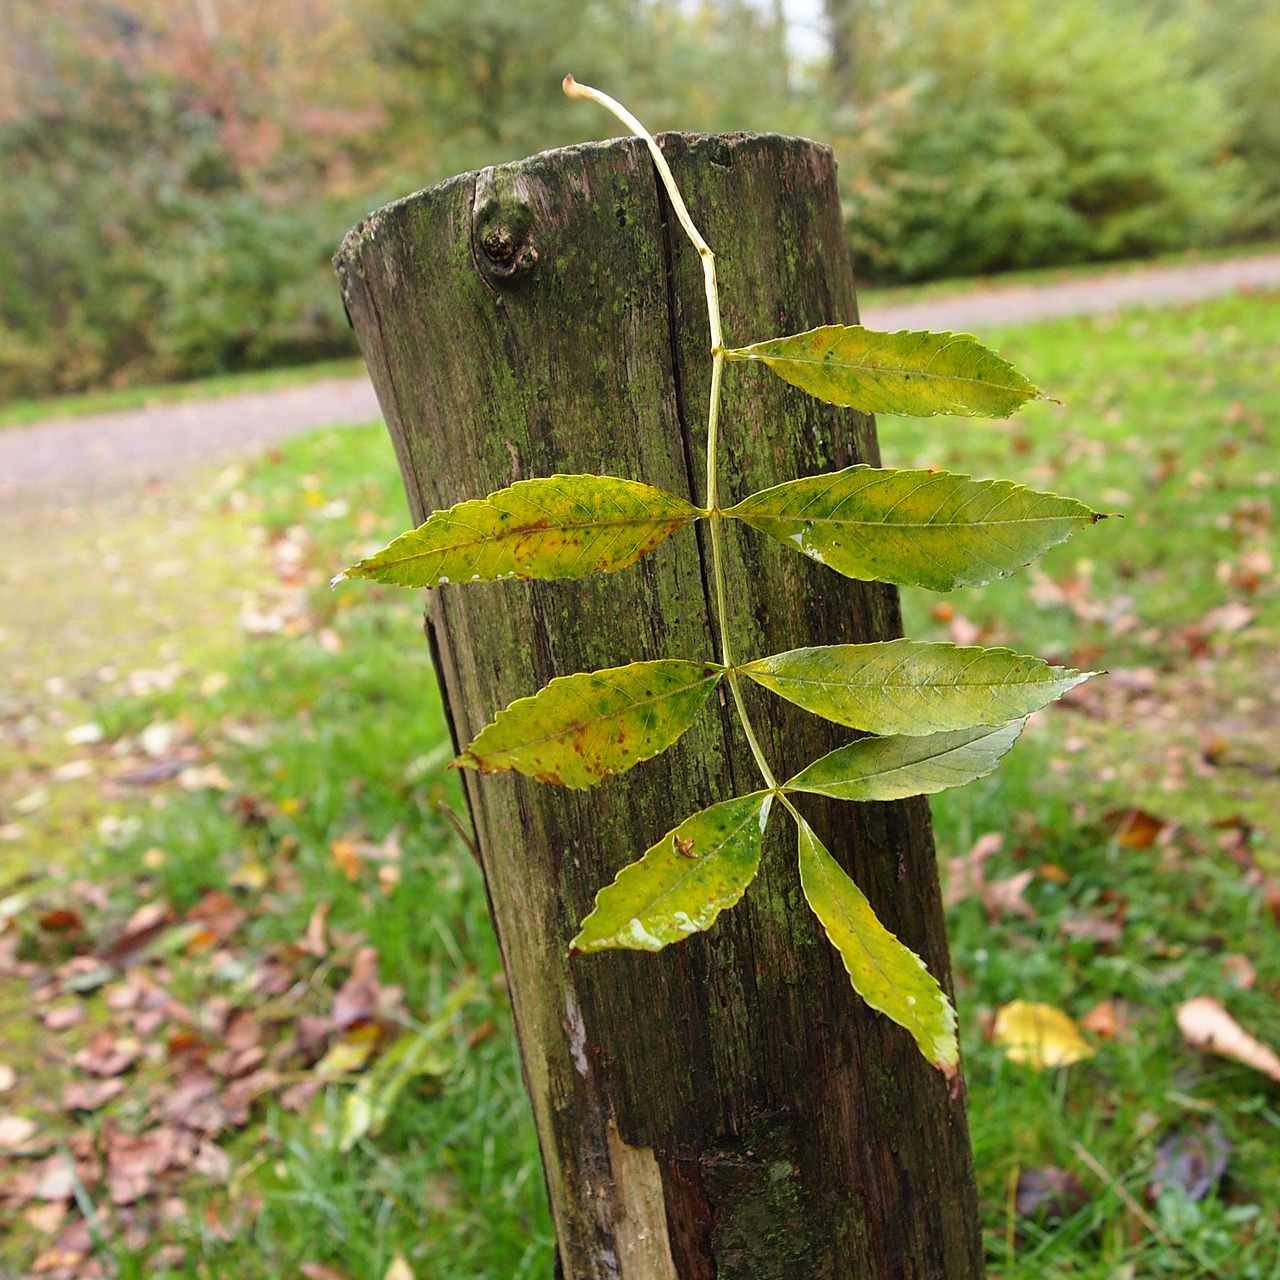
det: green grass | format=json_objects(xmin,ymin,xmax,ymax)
[
  {"xmin": 0, "ymin": 356, "xmax": 366, "ymax": 429},
  {"xmin": 3, "ymin": 291, "xmax": 1278, "ymax": 1276}
]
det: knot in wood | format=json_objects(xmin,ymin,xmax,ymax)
[{"xmin": 473, "ymin": 167, "xmax": 539, "ymax": 284}]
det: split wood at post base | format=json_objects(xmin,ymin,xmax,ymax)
[{"xmin": 335, "ymin": 132, "xmax": 983, "ymax": 1279}]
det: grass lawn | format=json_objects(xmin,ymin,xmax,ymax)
[{"xmin": 1, "ymin": 290, "xmax": 1278, "ymax": 1277}]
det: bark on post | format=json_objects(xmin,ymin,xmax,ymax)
[{"xmin": 335, "ymin": 133, "xmax": 983, "ymax": 1279}]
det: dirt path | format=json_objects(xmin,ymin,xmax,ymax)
[
  {"xmin": 860, "ymin": 251, "xmax": 1280, "ymax": 333},
  {"xmin": 2, "ymin": 251, "xmax": 1277, "ymax": 507}
]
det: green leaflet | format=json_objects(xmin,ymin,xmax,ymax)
[
  {"xmin": 335, "ymin": 474, "xmax": 700, "ymax": 588},
  {"xmin": 571, "ymin": 791, "xmax": 773, "ymax": 953},
  {"xmin": 796, "ymin": 818, "xmax": 958, "ymax": 1077},
  {"xmin": 741, "ymin": 639, "xmax": 1092, "ymax": 735},
  {"xmin": 786, "ymin": 720, "xmax": 1025, "ymax": 802},
  {"xmin": 727, "ymin": 466, "xmax": 1101, "ymax": 591},
  {"xmin": 456, "ymin": 660, "xmax": 723, "ymax": 790},
  {"xmin": 724, "ymin": 325, "xmax": 1040, "ymax": 417}
]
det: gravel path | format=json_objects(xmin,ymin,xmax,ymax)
[
  {"xmin": 2, "ymin": 251, "xmax": 1277, "ymax": 507},
  {"xmin": 859, "ymin": 251, "xmax": 1280, "ymax": 333}
]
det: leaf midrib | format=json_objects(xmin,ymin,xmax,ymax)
[
  {"xmin": 738, "ymin": 348, "xmax": 1028, "ymax": 396},
  {"xmin": 484, "ymin": 669, "xmax": 721, "ymax": 756},
  {"xmin": 792, "ymin": 722, "xmax": 1020, "ymax": 790},
  {"xmin": 368, "ymin": 512, "xmax": 693, "ymax": 571},
  {"xmin": 623, "ymin": 797, "xmax": 767, "ymax": 922},
  {"xmin": 738, "ymin": 511, "xmax": 1081, "ymax": 530}
]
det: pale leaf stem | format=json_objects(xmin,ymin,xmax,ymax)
[{"xmin": 566, "ymin": 75, "xmax": 779, "ymax": 796}]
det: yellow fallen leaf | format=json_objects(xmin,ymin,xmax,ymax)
[
  {"xmin": 331, "ymin": 836, "xmax": 362, "ymax": 881},
  {"xmin": 227, "ymin": 859, "xmax": 270, "ymax": 891},
  {"xmin": 316, "ymin": 1024, "xmax": 382, "ymax": 1077},
  {"xmin": 1176, "ymin": 995, "xmax": 1280, "ymax": 1083},
  {"xmin": 993, "ymin": 1000, "xmax": 1095, "ymax": 1069},
  {"xmin": 384, "ymin": 1255, "xmax": 414, "ymax": 1280}
]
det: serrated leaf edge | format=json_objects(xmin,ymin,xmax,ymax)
[
  {"xmin": 724, "ymin": 324, "xmax": 1043, "ymax": 417},
  {"xmin": 739, "ymin": 639, "xmax": 1096, "ymax": 735},
  {"xmin": 784, "ymin": 718, "xmax": 1029, "ymax": 800},
  {"xmin": 796, "ymin": 817, "xmax": 958, "ymax": 1076},
  {"xmin": 335, "ymin": 473, "xmax": 704, "ymax": 587},
  {"xmin": 455, "ymin": 660, "xmax": 725, "ymax": 789}
]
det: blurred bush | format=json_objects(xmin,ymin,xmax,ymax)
[
  {"xmin": 1163, "ymin": 0, "xmax": 1280, "ymax": 231},
  {"xmin": 0, "ymin": 0, "xmax": 1274, "ymax": 400},
  {"xmin": 831, "ymin": 0, "xmax": 1254, "ymax": 283},
  {"xmin": 0, "ymin": 0, "xmax": 380, "ymax": 399},
  {"xmin": 0, "ymin": 0, "xmax": 795, "ymax": 401}
]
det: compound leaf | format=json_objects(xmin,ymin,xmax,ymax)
[
  {"xmin": 741, "ymin": 639, "xmax": 1092, "ymax": 735},
  {"xmin": 571, "ymin": 791, "xmax": 773, "ymax": 953},
  {"xmin": 456, "ymin": 660, "xmax": 722, "ymax": 790},
  {"xmin": 336, "ymin": 474, "xmax": 700, "ymax": 588},
  {"xmin": 727, "ymin": 466, "xmax": 1101, "ymax": 591},
  {"xmin": 797, "ymin": 817, "xmax": 957, "ymax": 1076},
  {"xmin": 786, "ymin": 720, "xmax": 1025, "ymax": 802},
  {"xmin": 725, "ymin": 325, "xmax": 1040, "ymax": 417}
]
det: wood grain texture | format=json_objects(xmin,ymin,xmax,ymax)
[{"xmin": 335, "ymin": 132, "xmax": 982, "ymax": 1279}]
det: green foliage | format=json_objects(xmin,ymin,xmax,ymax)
[
  {"xmin": 367, "ymin": 0, "xmax": 796, "ymax": 183},
  {"xmin": 796, "ymin": 818, "xmax": 958, "ymax": 1076},
  {"xmin": 834, "ymin": 0, "xmax": 1251, "ymax": 282},
  {"xmin": 725, "ymin": 325, "xmax": 1041, "ymax": 418},
  {"xmin": 571, "ymin": 792, "xmax": 773, "ymax": 953},
  {"xmin": 739, "ymin": 641, "xmax": 1090, "ymax": 735},
  {"xmin": 340, "ymin": 85, "xmax": 1105, "ymax": 1073},
  {"xmin": 1155, "ymin": 0, "xmax": 1280, "ymax": 231},
  {"xmin": 455, "ymin": 660, "xmax": 723, "ymax": 790},
  {"xmin": 337, "ymin": 475, "xmax": 699, "ymax": 588},
  {"xmin": 0, "ymin": 0, "xmax": 373, "ymax": 398},
  {"xmin": 727, "ymin": 467, "xmax": 1102, "ymax": 591}
]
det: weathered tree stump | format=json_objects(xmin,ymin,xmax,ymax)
[{"xmin": 335, "ymin": 132, "xmax": 982, "ymax": 1279}]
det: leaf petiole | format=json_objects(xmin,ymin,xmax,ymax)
[{"xmin": 565, "ymin": 75, "xmax": 779, "ymax": 797}]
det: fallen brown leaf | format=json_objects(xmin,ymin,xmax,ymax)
[
  {"xmin": 1177, "ymin": 996, "xmax": 1280, "ymax": 1082},
  {"xmin": 1105, "ymin": 808, "xmax": 1168, "ymax": 849},
  {"xmin": 102, "ymin": 902, "xmax": 173, "ymax": 968},
  {"xmin": 1200, "ymin": 602, "xmax": 1254, "ymax": 635},
  {"xmin": 1058, "ymin": 914, "xmax": 1124, "ymax": 945},
  {"xmin": 303, "ymin": 901, "xmax": 330, "ymax": 958},
  {"xmin": 0, "ymin": 1114, "xmax": 39, "ymax": 1151},
  {"xmin": 944, "ymin": 832, "xmax": 1003, "ymax": 908},
  {"xmin": 156, "ymin": 1069, "xmax": 226, "ymax": 1134},
  {"xmin": 74, "ymin": 1030, "xmax": 141, "ymax": 1078},
  {"xmin": 332, "ymin": 947, "xmax": 382, "ymax": 1030},
  {"xmin": 1080, "ymin": 1000, "xmax": 1125, "ymax": 1040},
  {"xmin": 1150, "ymin": 1123, "xmax": 1230, "ymax": 1202},
  {"xmin": 300, "ymin": 1265, "xmax": 351, "ymax": 1280},
  {"xmin": 1222, "ymin": 954, "xmax": 1257, "ymax": 990},
  {"xmin": 983, "ymin": 870, "xmax": 1036, "ymax": 921},
  {"xmin": 38, "ymin": 909, "xmax": 84, "ymax": 934},
  {"xmin": 41, "ymin": 1003, "xmax": 84, "ymax": 1031},
  {"xmin": 23, "ymin": 1201, "xmax": 67, "ymax": 1235},
  {"xmin": 191, "ymin": 1141, "xmax": 232, "ymax": 1183},
  {"xmin": 63, "ymin": 1079, "xmax": 126, "ymax": 1112},
  {"xmin": 330, "ymin": 836, "xmax": 362, "ymax": 881},
  {"xmin": 184, "ymin": 890, "xmax": 245, "ymax": 948},
  {"xmin": 1015, "ymin": 1165, "xmax": 1088, "ymax": 1222}
]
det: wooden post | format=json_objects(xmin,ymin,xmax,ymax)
[{"xmin": 335, "ymin": 133, "xmax": 983, "ymax": 1279}]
